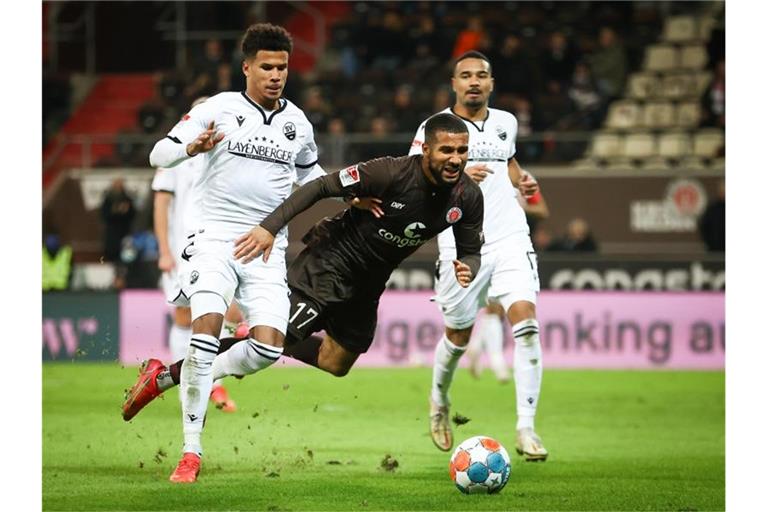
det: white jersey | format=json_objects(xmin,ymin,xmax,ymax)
[
  {"xmin": 410, "ymin": 107, "xmax": 530, "ymax": 259},
  {"xmin": 160, "ymin": 91, "xmax": 320, "ymax": 251},
  {"xmin": 151, "ymin": 156, "xmax": 204, "ymax": 258}
]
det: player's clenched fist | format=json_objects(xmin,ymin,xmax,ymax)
[
  {"xmin": 186, "ymin": 121, "xmax": 225, "ymax": 157},
  {"xmin": 234, "ymin": 226, "xmax": 275, "ymax": 263},
  {"xmin": 453, "ymin": 259, "xmax": 473, "ymax": 288}
]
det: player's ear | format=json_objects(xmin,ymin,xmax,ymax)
[
  {"xmin": 490, "ymin": 76, "xmax": 495, "ymax": 93},
  {"xmin": 242, "ymin": 59, "xmax": 249, "ymax": 78}
]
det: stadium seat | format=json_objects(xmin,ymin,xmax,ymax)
[
  {"xmin": 695, "ymin": 71, "xmax": 713, "ymax": 96},
  {"xmin": 639, "ymin": 156, "xmax": 673, "ymax": 171},
  {"xmin": 570, "ymin": 158, "xmax": 601, "ymax": 172},
  {"xmin": 623, "ymin": 132, "xmax": 656, "ymax": 160},
  {"xmin": 657, "ymin": 132, "xmax": 692, "ymax": 159},
  {"xmin": 604, "ymin": 100, "xmax": 642, "ymax": 130},
  {"xmin": 659, "ymin": 72, "xmax": 698, "ymax": 100},
  {"xmin": 626, "ymin": 72, "xmax": 659, "ymax": 100},
  {"xmin": 680, "ymin": 44, "xmax": 708, "ymax": 70},
  {"xmin": 711, "ymin": 157, "xmax": 725, "ymax": 172},
  {"xmin": 675, "ymin": 102, "xmax": 702, "ymax": 128},
  {"xmin": 698, "ymin": 16, "xmax": 716, "ymax": 40},
  {"xmin": 678, "ymin": 155, "xmax": 709, "ymax": 171},
  {"xmin": 662, "ymin": 16, "xmax": 698, "ymax": 43},
  {"xmin": 693, "ymin": 129, "xmax": 724, "ymax": 158},
  {"xmin": 642, "ymin": 102, "xmax": 676, "ymax": 129},
  {"xmin": 589, "ymin": 132, "xmax": 623, "ymax": 159},
  {"xmin": 604, "ymin": 157, "xmax": 636, "ymax": 172},
  {"xmin": 644, "ymin": 45, "xmax": 679, "ymax": 72}
]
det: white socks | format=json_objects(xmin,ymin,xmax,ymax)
[
  {"xmin": 212, "ymin": 338, "xmax": 283, "ymax": 380},
  {"xmin": 482, "ymin": 314, "xmax": 509, "ymax": 381},
  {"xmin": 431, "ymin": 335, "xmax": 467, "ymax": 407},
  {"xmin": 512, "ymin": 319, "xmax": 542, "ymax": 430},
  {"xmin": 180, "ymin": 333, "xmax": 220, "ymax": 456},
  {"xmin": 169, "ymin": 324, "xmax": 191, "ymax": 362}
]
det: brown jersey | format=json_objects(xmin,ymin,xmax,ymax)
[{"xmin": 261, "ymin": 154, "xmax": 484, "ymax": 289}]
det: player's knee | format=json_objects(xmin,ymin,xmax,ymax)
[
  {"xmin": 506, "ymin": 300, "xmax": 536, "ymax": 325},
  {"xmin": 323, "ymin": 360, "xmax": 351, "ymax": 377},
  {"xmin": 175, "ymin": 307, "xmax": 192, "ymax": 328},
  {"xmin": 446, "ymin": 327, "xmax": 473, "ymax": 347}
]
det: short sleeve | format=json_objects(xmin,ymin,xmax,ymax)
[
  {"xmin": 165, "ymin": 101, "xmax": 213, "ymax": 144},
  {"xmin": 408, "ymin": 121, "xmax": 427, "ymax": 156},
  {"xmin": 507, "ymin": 114, "xmax": 519, "ymax": 160},
  {"xmin": 151, "ymin": 167, "xmax": 176, "ymax": 193},
  {"xmin": 295, "ymin": 123, "xmax": 319, "ymax": 169}
]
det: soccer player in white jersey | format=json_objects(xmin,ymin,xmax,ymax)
[
  {"xmin": 410, "ymin": 51, "xmax": 549, "ymax": 461},
  {"xmin": 151, "ymin": 95, "xmax": 242, "ymax": 413},
  {"xmin": 124, "ymin": 23, "xmax": 326, "ymax": 483}
]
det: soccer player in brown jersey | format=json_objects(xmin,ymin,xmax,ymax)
[{"xmin": 120, "ymin": 113, "xmax": 485, "ymax": 433}]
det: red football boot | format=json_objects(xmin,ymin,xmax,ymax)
[
  {"xmin": 169, "ymin": 452, "xmax": 201, "ymax": 483},
  {"xmin": 122, "ymin": 359, "xmax": 166, "ymax": 421},
  {"xmin": 210, "ymin": 385, "xmax": 237, "ymax": 413}
]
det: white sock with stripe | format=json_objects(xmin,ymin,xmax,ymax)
[
  {"xmin": 212, "ymin": 338, "xmax": 283, "ymax": 380},
  {"xmin": 512, "ymin": 319, "xmax": 542, "ymax": 430},
  {"xmin": 430, "ymin": 335, "xmax": 467, "ymax": 407},
  {"xmin": 169, "ymin": 324, "xmax": 191, "ymax": 362},
  {"xmin": 180, "ymin": 333, "xmax": 220, "ymax": 456}
]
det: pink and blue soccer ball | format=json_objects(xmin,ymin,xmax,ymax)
[{"xmin": 449, "ymin": 436, "xmax": 511, "ymax": 494}]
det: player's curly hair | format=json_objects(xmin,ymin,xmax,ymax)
[
  {"xmin": 424, "ymin": 113, "xmax": 468, "ymax": 144},
  {"xmin": 241, "ymin": 23, "xmax": 293, "ymax": 59}
]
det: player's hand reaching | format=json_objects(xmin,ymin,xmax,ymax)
[
  {"xmin": 453, "ymin": 260, "xmax": 473, "ymax": 288},
  {"xmin": 186, "ymin": 121, "xmax": 225, "ymax": 157},
  {"xmin": 519, "ymin": 170, "xmax": 539, "ymax": 198},
  {"xmin": 158, "ymin": 252, "xmax": 175, "ymax": 272},
  {"xmin": 348, "ymin": 197, "xmax": 385, "ymax": 218},
  {"xmin": 234, "ymin": 226, "xmax": 275, "ymax": 263},
  {"xmin": 464, "ymin": 164, "xmax": 494, "ymax": 184}
]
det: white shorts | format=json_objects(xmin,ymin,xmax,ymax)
[
  {"xmin": 434, "ymin": 238, "xmax": 540, "ymax": 329},
  {"xmin": 171, "ymin": 237, "xmax": 289, "ymax": 334}
]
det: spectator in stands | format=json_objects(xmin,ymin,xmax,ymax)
[
  {"xmin": 698, "ymin": 179, "xmax": 725, "ymax": 252},
  {"xmin": 701, "ymin": 59, "xmax": 725, "ymax": 129},
  {"xmin": 548, "ymin": 218, "xmax": 599, "ymax": 252},
  {"xmin": 491, "ymin": 34, "xmax": 537, "ymax": 98},
  {"xmin": 100, "ymin": 178, "xmax": 136, "ymax": 262},
  {"xmin": 391, "ymin": 85, "xmax": 424, "ymax": 133},
  {"xmin": 42, "ymin": 233, "xmax": 72, "ymax": 291},
  {"xmin": 369, "ymin": 10, "xmax": 408, "ymax": 72},
  {"xmin": 452, "ymin": 16, "xmax": 486, "ymax": 58},
  {"xmin": 302, "ymin": 86, "xmax": 333, "ymax": 132},
  {"xmin": 186, "ymin": 38, "xmax": 226, "ymax": 99},
  {"xmin": 587, "ymin": 27, "xmax": 628, "ymax": 101},
  {"xmin": 540, "ymin": 31, "xmax": 578, "ymax": 86},
  {"xmin": 534, "ymin": 80, "xmax": 574, "ymax": 132},
  {"xmin": 567, "ymin": 61, "xmax": 604, "ymax": 129}
]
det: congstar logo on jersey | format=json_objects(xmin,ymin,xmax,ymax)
[
  {"xmin": 226, "ymin": 139, "xmax": 294, "ymax": 165},
  {"xmin": 378, "ymin": 222, "xmax": 428, "ymax": 249}
]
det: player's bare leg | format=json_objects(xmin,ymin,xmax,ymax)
[
  {"xmin": 283, "ymin": 333, "xmax": 360, "ymax": 377},
  {"xmin": 506, "ymin": 300, "xmax": 547, "ymax": 461},
  {"xmin": 429, "ymin": 327, "xmax": 472, "ymax": 451}
]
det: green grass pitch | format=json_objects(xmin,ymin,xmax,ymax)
[{"xmin": 43, "ymin": 363, "xmax": 724, "ymax": 511}]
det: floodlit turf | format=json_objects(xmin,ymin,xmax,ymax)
[{"xmin": 43, "ymin": 363, "xmax": 724, "ymax": 511}]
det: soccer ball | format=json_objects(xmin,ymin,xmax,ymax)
[{"xmin": 449, "ymin": 436, "xmax": 511, "ymax": 494}]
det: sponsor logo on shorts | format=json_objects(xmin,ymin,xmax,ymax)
[
  {"xmin": 339, "ymin": 165, "xmax": 360, "ymax": 187},
  {"xmin": 190, "ymin": 271, "xmax": 199, "ymax": 284},
  {"xmin": 446, "ymin": 207, "xmax": 463, "ymax": 224},
  {"xmin": 283, "ymin": 121, "xmax": 296, "ymax": 140}
]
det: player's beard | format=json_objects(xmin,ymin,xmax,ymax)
[{"xmin": 428, "ymin": 159, "xmax": 463, "ymax": 187}]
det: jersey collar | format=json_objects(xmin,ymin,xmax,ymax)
[
  {"xmin": 241, "ymin": 92, "xmax": 287, "ymax": 125},
  {"xmin": 449, "ymin": 106, "xmax": 489, "ymax": 132}
]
